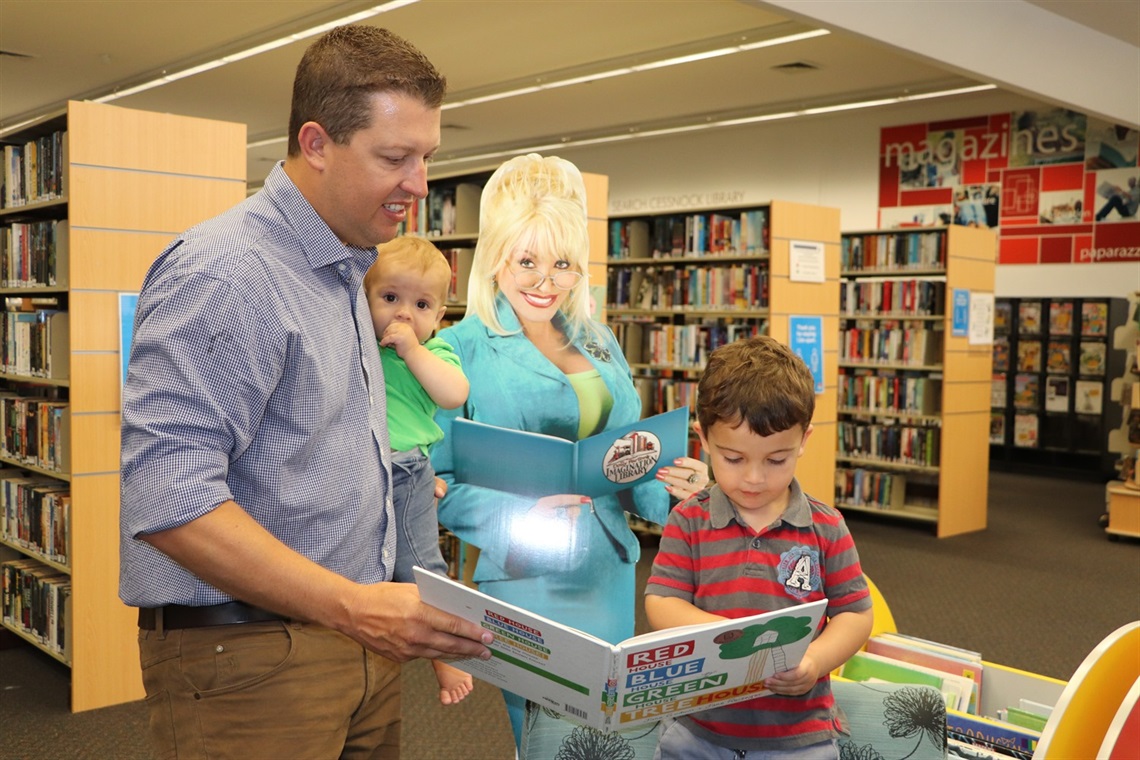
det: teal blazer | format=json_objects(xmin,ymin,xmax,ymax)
[{"xmin": 432, "ymin": 295, "xmax": 670, "ymax": 643}]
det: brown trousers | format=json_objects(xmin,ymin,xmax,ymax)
[{"xmin": 139, "ymin": 620, "xmax": 401, "ymax": 759}]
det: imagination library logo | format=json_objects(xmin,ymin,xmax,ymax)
[{"xmin": 603, "ymin": 430, "xmax": 662, "ymax": 485}]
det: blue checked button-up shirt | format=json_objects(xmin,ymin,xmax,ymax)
[{"xmin": 119, "ymin": 162, "xmax": 394, "ymax": 607}]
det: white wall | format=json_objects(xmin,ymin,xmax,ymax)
[{"xmin": 538, "ymin": 89, "xmax": 1139, "ymax": 299}]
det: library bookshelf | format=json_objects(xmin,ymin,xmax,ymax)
[
  {"xmin": 0, "ymin": 101, "xmax": 245, "ymax": 711},
  {"xmin": 837, "ymin": 224, "xmax": 996, "ymax": 537},
  {"xmin": 606, "ymin": 200, "xmax": 840, "ymax": 503}
]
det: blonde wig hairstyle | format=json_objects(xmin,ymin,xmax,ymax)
[
  {"xmin": 366, "ymin": 235, "xmax": 453, "ymax": 303},
  {"xmin": 466, "ymin": 153, "xmax": 603, "ymax": 345}
]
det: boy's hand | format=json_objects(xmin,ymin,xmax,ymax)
[
  {"xmin": 380, "ymin": 322, "xmax": 419, "ymax": 358},
  {"xmin": 764, "ymin": 653, "xmax": 823, "ymax": 696}
]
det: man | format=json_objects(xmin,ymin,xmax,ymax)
[{"xmin": 120, "ymin": 26, "xmax": 491, "ymax": 759}]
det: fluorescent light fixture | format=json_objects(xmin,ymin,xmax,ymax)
[
  {"xmin": 631, "ymin": 47, "xmax": 739, "ymax": 72},
  {"xmin": 427, "ymin": 84, "xmax": 998, "ymax": 169},
  {"xmin": 738, "ymin": 29, "xmax": 830, "ymax": 51},
  {"xmin": 94, "ymin": 0, "xmax": 419, "ymax": 104}
]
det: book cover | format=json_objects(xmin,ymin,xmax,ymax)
[
  {"xmin": 1048, "ymin": 301, "xmax": 1073, "ymax": 335},
  {"xmin": 414, "ymin": 567, "xmax": 827, "ymax": 733},
  {"xmin": 1079, "ymin": 341, "xmax": 1107, "ymax": 375},
  {"xmin": 450, "ymin": 407, "xmax": 690, "ymax": 498},
  {"xmin": 1044, "ymin": 376, "xmax": 1070, "ymax": 413},
  {"xmin": 990, "ymin": 413, "xmax": 1005, "ymax": 444},
  {"xmin": 1016, "ymin": 341, "xmax": 1041, "ymax": 373},
  {"xmin": 1080, "ymin": 301, "xmax": 1108, "ymax": 336},
  {"xmin": 1013, "ymin": 414, "xmax": 1038, "ymax": 448},
  {"xmin": 946, "ymin": 710, "xmax": 1038, "ymax": 760},
  {"xmin": 865, "ymin": 635, "xmax": 984, "ymax": 713},
  {"xmin": 1074, "ymin": 380, "xmax": 1103, "ymax": 415},
  {"xmin": 994, "ymin": 300, "xmax": 1012, "ymax": 334},
  {"xmin": 1017, "ymin": 301, "xmax": 1042, "ymax": 335},
  {"xmin": 1045, "ymin": 341, "xmax": 1070, "ymax": 374},
  {"xmin": 1012, "ymin": 374, "xmax": 1039, "ymax": 409},
  {"xmin": 991, "ymin": 374, "xmax": 1007, "ymax": 408},
  {"xmin": 993, "ymin": 338, "xmax": 1010, "ymax": 372}
]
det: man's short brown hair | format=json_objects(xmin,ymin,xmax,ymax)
[
  {"xmin": 696, "ymin": 335, "xmax": 815, "ymax": 436},
  {"xmin": 287, "ymin": 25, "xmax": 446, "ymax": 156}
]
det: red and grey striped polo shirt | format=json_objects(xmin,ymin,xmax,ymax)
[{"xmin": 645, "ymin": 480, "xmax": 871, "ymax": 751}]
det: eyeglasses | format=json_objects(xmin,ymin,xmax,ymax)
[{"xmin": 510, "ymin": 268, "xmax": 583, "ymax": 291}]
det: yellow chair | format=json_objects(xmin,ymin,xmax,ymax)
[{"xmin": 866, "ymin": 574, "xmax": 897, "ymax": 638}]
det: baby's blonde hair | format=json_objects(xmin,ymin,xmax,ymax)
[{"xmin": 366, "ymin": 235, "xmax": 452, "ymax": 302}]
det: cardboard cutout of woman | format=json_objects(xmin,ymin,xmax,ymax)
[{"xmin": 431, "ymin": 154, "xmax": 708, "ymax": 751}]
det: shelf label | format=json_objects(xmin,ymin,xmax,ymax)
[
  {"xmin": 951, "ymin": 288, "xmax": 970, "ymax": 337},
  {"xmin": 968, "ymin": 291, "xmax": 995, "ymax": 346},
  {"xmin": 789, "ymin": 315, "xmax": 825, "ymax": 395},
  {"xmin": 789, "ymin": 240, "xmax": 825, "ymax": 283},
  {"xmin": 120, "ymin": 292, "xmax": 139, "ymax": 388}
]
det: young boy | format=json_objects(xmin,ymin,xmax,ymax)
[
  {"xmin": 364, "ymin": 236, "xmax": 473, "ymax": 705},
  {"xmin": 645, "ymin": 335, "xmax": 874, "ymax": 758}
]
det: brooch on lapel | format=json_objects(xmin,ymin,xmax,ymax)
[{"xmin": 583, "ymin": 340, "xmax": 612, "ymax": 363}]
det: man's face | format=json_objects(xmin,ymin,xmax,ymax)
[{"xmin": 319, "ymin": 91, "xmax": 440, "ymax": 248}]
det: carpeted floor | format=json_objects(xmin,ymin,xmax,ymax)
[{"xmin": 2, "ymin": 470, "xmax": 1136, "ymax": 759}]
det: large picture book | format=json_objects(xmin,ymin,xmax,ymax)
[
  {"xmin": 414, "ymin": 567, "xmax": 827, "ymax": 734},
  {"xmin": 450, "ymin": 406, "xmax": 690, "ymax": 498}
]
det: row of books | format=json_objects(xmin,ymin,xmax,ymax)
[
  {"xmin": 839, "ymin": 277, "xmax": 945, "ymax": 317},
  {"xmin": 612, "ymin": 320, "xmax": 765, "ymax": 369},
  {"xmin": 609, "ymin": 209, "xmax": 770, "ymax": 260},
  {"xmin": 396, "ymin": 182, "xmax": 482, "ymax": 238},
  {"xmin": 837, "ymin": 420, "xmax": 941, "ymax": 468},
  {"xmin": 834, "ymin": 467, "xmax": 907, "ymax": 510},
  {"xmin": 631, "ymin": 376, "xmax": 697, "ymax": 419},
  {"xmin": 997, "ymin": 373, "xmax": 1104, "ymax": 414},
  {"xmin": 998, "ymin": 299, "xmax": 1109, "ymax": 337},
  {"xmin": 840, "ymin": 231, "xmax": 947, "ymax": 271},
  {"xmin": 1, "ymin": 469, "xmax": 70, "ymax": 566},
  {"xmin": 439, "ymin": 247, "xmax": 474, "ymax": 304},
  {"xmin": 1, "ymin": 557, "xmax": 70, "ymax": 660},
  {"xmin": 1, "ymin": 393, "xmax": 70, "ymax": 474},
  {"xmin": 838, "ymin": 371, "xmax": 940, "ymax": 417},
  {"xmin": 1, "ymin": 309, "xmax": 70, "ymax": 379},
  {"xmin": 1, "ymin": 219, "xmax": 68, "ymax": 289},
  {"xmin": 840, "ymin": 323, "xmax": 943, "ymax": 367},
  {"xmin": 607, "ymin": 263, "xmax": 769, "ymax": 312},
  {"xmin": 994, "ymin": 337, "xmax": 1107, "ymax": 376},
  {"xmin": 1, "ymin": 130, "xmax": 67, "ymax": 209},
  {"xmin": 839, "ymin": 632, "xmax": 1054, "ymax": 759}
]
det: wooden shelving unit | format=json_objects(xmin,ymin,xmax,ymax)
[
  {"xmin": 606, "ymin": 200, "xmax": 840, "ymax": 503},
  {"xmin": 836, "ymin": 224, "xmax": 996, "ymax": 537},
  {"xmin": 0, "ymin": 101, "xmax": 245, "ymax": 711}
]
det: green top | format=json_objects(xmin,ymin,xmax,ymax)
[
  {"xmin": 380, "ymin": 335, "xmax": 463, "ymax": 455},
  {"xmin": 567, "ymin": 369, "xmax": 614, "ymax": 440}
]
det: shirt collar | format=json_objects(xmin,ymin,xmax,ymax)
[
  {"xmin": 707, "ymin": 478, "xmax": 811, "ymax": 530},
  {"xmin": 261, "ymin": 162, "xmax": 377, "ymax": 274}
]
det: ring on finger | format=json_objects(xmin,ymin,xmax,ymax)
[{"xmin": 687, "ymin": 472, "xmax": 700, "ymax": 485}]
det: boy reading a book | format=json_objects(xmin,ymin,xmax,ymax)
[
  {"xmin": 364, "ymin": 235, "xmax": 473, "ymax": 704},
  {"xmin": 645, "ymin": 335, "xmax": 874, "ymax": 758}
]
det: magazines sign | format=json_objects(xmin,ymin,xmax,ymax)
[{"xmin": 879, "ymin": 109, "xmax": 1139, "ymax": 265}]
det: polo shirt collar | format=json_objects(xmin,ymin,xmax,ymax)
[{"xmin": 708, "ymin": 479, "xmax": 812, "ymax": 530}]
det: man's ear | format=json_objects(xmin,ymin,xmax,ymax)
[{"xmin": 296, "ymin": 122, "xmax": 331, "ymax": 169}]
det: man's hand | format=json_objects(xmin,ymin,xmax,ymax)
[{"xmin": 341, "ymin": 581, "xmax": 492, "ymax": 662}]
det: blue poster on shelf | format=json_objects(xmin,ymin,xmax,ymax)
[
  {"xmin": 119, "ymin": 292, "xmax": 139, "ymax": 388},
  {"xmin": 951, "ymin": 288, "xmax": 970, "ymax": 337},
  {"xmin": 788, "ymin": 315, "xmax": 824, "ymax": 395}
]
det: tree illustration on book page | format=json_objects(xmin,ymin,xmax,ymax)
[{"xmin": 714, "ymin": 615, "xmax": 816, "ymax": 681}]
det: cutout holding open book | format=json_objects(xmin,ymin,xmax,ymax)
[
  {"xmin": 450, "ymin": 407, "xmax": 690, "ymax": 498},
  {"xmin": 414, "ymin": 567, "xmax": 826, "ymax": 734}
]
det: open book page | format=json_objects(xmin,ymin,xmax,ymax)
[
  {"xmin": 415, "ymin": 567, "xmax": 827, "ymax": 732},
  {"xmin": 450, "ymin": 406, "xmax": 690, "ymax": 498}
]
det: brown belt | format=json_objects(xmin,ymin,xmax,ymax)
[{"xmin": 138, "ymin": 601, "xmax": 287, "ymax": 630}]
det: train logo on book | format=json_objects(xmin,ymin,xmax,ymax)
[{"xmin": 603, "ymin": 429, "xmax": 662, "ymax": 485}]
